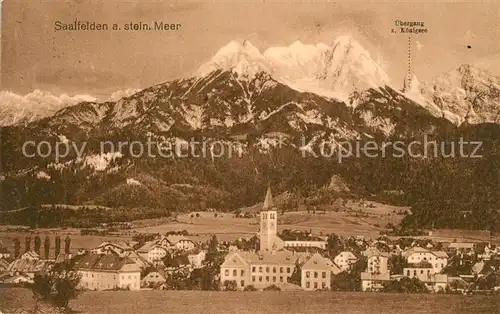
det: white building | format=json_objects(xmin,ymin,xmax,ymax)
[
  {"xmin": 137, "ymin": 242, "xmax": 168, "ymax": 264},
  {"xmin": 301, "ymin": 253, "xmax": 334, "ymax": 291},
  {"xmin": 404, "ymin": 247, "xmax": 448, "ymax": 273},
  {"xmin": 166, "ymin": 235, "xmax": 196, "ymax": 251},
  {"xmin": 73, "ymin": 252, "xmax": 141, "ymax": 291},
  {"xmin": 334, "ymin": 251, "xmax": 358, "ymax": 272},
  {"xmin": 403, "ymin": 262, "xmax": 449, "ymax": 292},
  {"xmin": 220, "ymin": 250, "xmax": 302, "ymax": 290},
  {"xmin": 188, "ymin": 250, "xmax": 206, "ymax": 269},
  {"xmin": 360, "ymin": 249, "xmax": 391, "ymax": 291}
]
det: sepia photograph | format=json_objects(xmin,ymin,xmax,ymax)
[{"xmin": 0, "ymin": 0, "xmax": 499, "ymax": 313}]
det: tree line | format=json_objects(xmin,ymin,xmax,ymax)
[{"xmin": 10, "ymin": 235, "xmax": 72, "ymax": 259}]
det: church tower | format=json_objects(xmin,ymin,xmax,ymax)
[{"xmin": 259, "ymin": 186, "xmax": 278, "ymax": 252}]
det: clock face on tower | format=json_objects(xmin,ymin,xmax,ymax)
[
  {"xmin": 262, "ymin": 221, "xmax": 268, "ymax": 229},
  {"xmin": 270, "ymin": 222, "xmax": 275, "ymax": 229}
]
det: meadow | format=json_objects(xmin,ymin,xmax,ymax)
[{"xmin": 0, "ymin": 288, "xmax": 499, "ymax": 314}]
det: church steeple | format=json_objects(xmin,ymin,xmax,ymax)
[
  {"xmin": 262, "ymin": 185, "xmax": 274, "ymax": 210},
  {"xmin": 259, "ymin": 185, "xmax": 278, "ymax": 252}
]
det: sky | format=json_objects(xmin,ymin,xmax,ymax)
[{"xmin": 1, "ymin": 0, "xmax": 499, "ymax": 99}]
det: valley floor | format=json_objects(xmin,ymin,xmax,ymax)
[{"xmin": 1, "ymin": 288, "xmax": 499, "ymax": 314}]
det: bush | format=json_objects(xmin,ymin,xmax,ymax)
[
  {"xmin": 223, "ymin": 280, "xmax": 237, "ymax": 291},
  {"xmin": 263, "ymin": 284, "xmax": 281, "ymax": 291},
  {"xmin": 243, "ymin": 285, "xmax": 258, "ymax": 291}
]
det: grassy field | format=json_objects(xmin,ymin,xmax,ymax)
[
  {"xmin": 0, "ymin": 288, "xmax": 499, "ymax": 314},
  {"xmin": 132, "ymin": 200, "xmax": 406, "ymax": 241},
  {"xmin": 1, "ymin": 198, "xmax": 497, "ymax": 251}
]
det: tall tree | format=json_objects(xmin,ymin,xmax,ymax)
[
  {"xmin": 207, "ymin": 235, "xmax": 218, "ymax": 262},
  {"xmin": 44, "ymin": 236, "xmax": 51, "ymax": 260},
  {"xmin": 54, "ymin": 236, "xmax": 61, "ymax": 259},
  {"xmin": 34, "ymin": 236, "xmax": 42, "ymax": 255},
  {"xmin": 64, "ymin": 236, "xmax": 71, "ymax": 254},
  {"xmin": 32, "ymin": 270, "xmax": 81, "ymax": 310},
  {"xmin": 13, "ymin": 238, "xmax": 21, "ymax": 258},
  {"xmin": 25, "ymin": 236, "xmax": 32, "ymax": 252}
]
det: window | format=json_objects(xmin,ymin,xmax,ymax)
[
  {"xmin": 280, "ymin": 276, "xmax": 283, "ymax": 282},
  {"xmin": 441, "ymin": 264, "xmax": 444, "ymax": 268},
  {"xmin": 306, "ymin": 271, "xmax": 310, "ymax": 278},
  {"xmin": 314, "ymin": 282, "xmax": 318, "ymax": 289},
  {"xmin": 287, "ymin": 267, "xmax": 291, "ymax": 273},
  {"xmin": 407, "ymin": 270, "xmax": 410, "ymax": 276},
  {"xmin": 233, "ymin": 270, "xmax": 237, "ymax": 276},
  {"xmin": 266, "ymin": 267, "xmax": 270, "ymax": 273},
  {"xmin": 265, "ymin": 276, "xmax": 269, "ymax": 282},
  {"xmin": 252, "ymin": 276, "xmax": 255, "ymax": 282},
  {"xmin": 259, "ymin": 267, "xmax": 262, "ymax": 272},
  {"xmin": 420, "ymin": 270, "xmax": 423, "ymax": 275},
  {"xmin": 259, "ymin": 276, "xmax": 262, "ymax": 282},
  {"xmin": 225, "ymin": 270, "xmax": 229, "ymax": 276},
  {"xmin": 322, "ymin": 282, "xmax": 326, "ymax": 289},
  {"xmin": 306, "ymin": 281, "xmax": 310, "ymax": 288},
  {"xmin": 252, "ymin": 267, "xmax": 256, "ymax": 272},
  {"xmin": 279, "ymin": 267, "xmax": 283, "ymax": 273},
  {"xmin": 314, "ymin": 272, "xmax": 318, "ymax": 278},
  {"xmin": 273, "ymin": 267, "xmax": 276, "ymax": 273},
  {"xmin": 322, "ymin": 272, "xmax": 326, "ymax": 279},
  {"xmin": 240, "ymin": 280, "xmax": 245, "ymax": 287},
  {"xmin": 241, "ymin": 270, "xmax": 244, "ymax": 276},
  {"xmin": 273, "ymin": 276, "xmax": 276, "ymax": 282},
  {"xmin": 413, "ymin": 270, "xmax": 417, "ymax": 276}
]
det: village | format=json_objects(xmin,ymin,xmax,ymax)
[{"xmin": 0, "ymin": 187, "xmax": 499, "ymax": 294}]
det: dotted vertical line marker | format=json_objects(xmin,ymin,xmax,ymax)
[{"xmin": 407, "ymin": 36, "xmax": 412, "ymax": 87}]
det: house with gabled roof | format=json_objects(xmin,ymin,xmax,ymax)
[
  {"xmin": 73, "ymin": 252, "xmax": 141, "ymax": 291},
  {"xmin": 141, "ymin": 268, "xmax": 167, "ymax": 288},
  {"xmin": 334, "ymin": 251, "xmax": 358, "ymax": 272},
  {"xmin": 301, "ymin": 253, "xmax": 334, "ymax": 291},
  {"xmin": 220, "ymin": 249, "xmax": 308, "ymax": 290},
  {"xmin": 166, "ymin": 235, "xmax": 196, "ymax": 251},
  {"xmin": 137, "ymin": 241, "xmax": 168, "ymax": 264},
  {"xmin": 403, "ymin": 246, "xmax": 448, "ymax": 273}
]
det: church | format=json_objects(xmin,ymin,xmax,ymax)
[
  {"xmin": 258, "ymin": 186, "xmax": 285, "ymax": 251},
  {"xmin": 259, "ymin": 186, "xmax": 327, "ymax": 251},
  {"xmin": 219, "ymin": 186, "xmax": 333, "ymax": 291}
]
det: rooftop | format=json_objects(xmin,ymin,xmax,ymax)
[
  {"xmin": 73, "ymin": 252, "xmax": 137, "ymax": 271},
  {"xmin": 262, "ymin": 186, "xmax": 275, "ymax": 211}
]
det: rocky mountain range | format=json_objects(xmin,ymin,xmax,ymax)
[{"xmin": 1, "ymin": 36, "xmax": 499, "ymax": 229}]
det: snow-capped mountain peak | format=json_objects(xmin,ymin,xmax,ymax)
[
  {"xmin": 324, "ymin": 35, "xmax": 389, "ymax": 92},
  {"xmin": 196, "ymin": 40, "xmax": 271, "ymax": 78},
  {"xmin": 196, "ymin": 36, "xmax": 390, "ymax": 100},
  {"xmin": 262, "ymin": 36, "xmax": 389, "ymax": 100}
]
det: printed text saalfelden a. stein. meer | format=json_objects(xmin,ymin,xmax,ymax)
[{"xmin": 54, "ymin": 20, "xmax": 182, "ymax": 31}]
